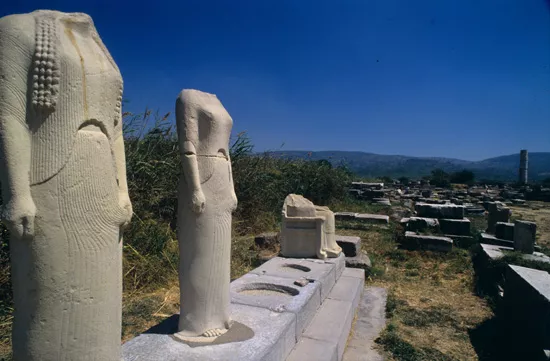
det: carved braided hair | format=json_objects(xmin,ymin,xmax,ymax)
[
  {"xmin": 31, "ymin": 16, "xmax": 60, "ymax": 110},
  {"xmin": 31, "ymin": 12, "xmax": 123, "ymax": 124}
]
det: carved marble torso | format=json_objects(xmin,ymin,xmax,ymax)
[{"xmin": 3, "ymin": 11, "xmax": 123, "ymax": 185}]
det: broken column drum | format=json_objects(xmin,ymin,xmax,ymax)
[
  {"xmin": 0, "ymin": 11, "xmax": 132, "ymax": 361},
  {"xmin": 175, "ymin": 90, "xmax": 238, "ymax": 340},
  {"xmin": 519, "ymin": 149, "xmax": 528, "ymax": 184}
]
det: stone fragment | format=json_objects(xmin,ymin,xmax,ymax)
[
  {"xmin": 294, "ymin": 277, "xmax": 310, "ymax": 287},
  {"xmin": 280, "ymin": 194, "xmax": 342, "ymax": 259},
  {"xmin": 345, "ymin": 251, "xmax": 372, "ymax": 272},
  {"xmin": 254, "ymin": 232, "xmax": 280, "ymax": 248}
]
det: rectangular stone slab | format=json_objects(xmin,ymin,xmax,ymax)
[
  {"xmin": 301, "ymin": 299, "xmax": 354, "ymax": 361},
  {"xmin": 343, "ymin": 287, "xmax": 387, "ymax": 361},
  {"xmin": 480, "ymin": 243, "xmax": 550, "ymax": 264},
  {"xmin": 355, "ymin": 214, "xmax": 389, "ymax": 224},
  {"xmin": 439, "ymin": 218, "xmax": 471, "ymax": 236},
  {"xmin": 289, "ymin": 267, "xmax": 365, "ymax": 361},
  {"xmin": 122, "ymin": 303, "xmax": 296, "ymax": 361},
  {"xmin": 414, "ymin": 203, "xmax": 465, "ymax": 219},
  {"xmin": 495, "ymin": 222, "xmax": 514, "ymax": 241},
  {"xmin": 230, "ymin": 273, "xmax": 321, "ymax": 337},
  {"xmin": 334, "ymin": 212, "xmax": 358, "ymax": 221},
  {"xmin": 286, "ymin": 337, "xmax": 338, "ymax": 361},
  {"xmin": 407, "ymin": 217, "xmax": 439, "ymax": 232},
  {"xmin": 326, "ymin": 268, "xmax": 365, "ymax": 310},
  {"xmin": 249, "ymin": 256, "xmax": 340, "ymax": 301},
  {"xmin": 401, "ymin": 232, "xmax": 453, "ymax": 252}
]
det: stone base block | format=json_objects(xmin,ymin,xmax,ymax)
[
  {"xmin": 439, "ymin": 218, "xmax": 471, "ymax": 236},
  {"xmin": 495, "ymin": 222, "xmax": 514, "ymax": 241},
  {"xmin": 287, "ymin": 268, "xmax": 365, "ymax": 361},
  {"xmin": 122, "ymin": 303, "xmax": 296, "ymax": 361},
  {"xmin": 335, "ymin": 235, "xmax": 361, "ymax": 257},
  {"xmin": 480, "ymin": 233, "xmax": 514, "ymax": 248},
  {"xmin": 407, "ymin": 217, "xmax": 438, "ymax": 232},
  {"xmin": 230, "ymin": 274, "xmax": 321, "ymax": 337},
  {"xmin": 415, "ymin": 203, "xmax": 465, "ymax": 219},
  {"xmin": 514, "ymin": 220, "xmax": 537, "ymax": 254},
  {"xmin": 249, "ymin": 254, "xmax": 345, "ymax": 301},
  {"xmin": 400, "ymin": 231, "xmax": 453, "ymax": 252},
  {"xmin": 345, "ymin": 251, "xmax": 372, "ymax": 273}
]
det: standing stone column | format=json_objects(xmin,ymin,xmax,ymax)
[
  {"xmin": 0, "ymin": 10, "xmax": 132, "ymax": 361},
  {"xmin": 487, "ymin": 203, "xmax": 511, "ymax": 234},
  {"xmin": 519, "ymin": 149, "xmax": 528, "ymax": 184},
  {"xmin": 175, "ymin": 89, "xmax": 238, "ymax": 341}
]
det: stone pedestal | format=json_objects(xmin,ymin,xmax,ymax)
[
  {"xmin": 495, "ymin": 222, "xmax": 514, "ymax": 241},
  {"xmin": 514, "ymin": 220, "xmax": 537, "ymax": 254}
]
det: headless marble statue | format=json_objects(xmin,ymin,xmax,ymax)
[
  {"xmin": 174, "ymin": 89, "xmax": 238, "ymax": 341},
  {"xmin": 0, "ymin": 10, "xmax": 132, "ymax": 361}
]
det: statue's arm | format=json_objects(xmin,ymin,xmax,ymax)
[
  {"xmin": 175, "ymin": 94, "xmax": 205, "ymax": 213},
  {"xmin": 113, "ymin": 115, "xmax": 133, "ymax": 225},
  {"xmin": 227, "ymin": 154, "xmax": 238, "ymax": 208},
  {"xmin": 0, "ymin": 15, "xmax": 36, "ymax": 238}
]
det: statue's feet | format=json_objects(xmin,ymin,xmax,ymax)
[
  {"xmin": 325, "ymin": 248, "xmax": 342, "ymax": 258},
  {"xmin": 201, "ymin": 327, "xmax": 229, "ymax": 338},
  {"xmin": 174, "ymin": 319, "xmax": 233, "ymax": 343}
]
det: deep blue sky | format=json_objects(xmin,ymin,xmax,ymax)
[{"xmin": 2, "ymin": 0, "xmax": 549, "ymax": 160}]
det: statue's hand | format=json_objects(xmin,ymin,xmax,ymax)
[
  {"xmin": 191, "ymin": 190, "xmax": 206, "ymax": 214},
  {"xmin": 118, "ymin": 193, "xmax": 133, "ymax": 227},
  {"xmin": 231, "ymin": 191, "xmax": 238, "ymax": 211},
  {"xmin": 2, "ymin": 196, "xmax": 36, "ymax": 239}
]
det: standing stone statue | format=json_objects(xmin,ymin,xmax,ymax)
[
  {"xmin": 0, "ymin": 10, "xmax": 132, "ymax": 361},
  {"xmin": 175, "ymin": 89, "xmax": 238, "ymax": 340}
]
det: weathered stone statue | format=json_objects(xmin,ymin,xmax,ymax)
[
  {"xmin": 0, "ymin": 10, "xmax": 132, "ymax": 361},
  {"xmin": 280, "ymin": 194, "xmax": 342, "ymax": 259},
  {"xmin": 175, "ymin": 89, "xmax": 238, "ymax": 340}
]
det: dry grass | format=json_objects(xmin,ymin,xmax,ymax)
[
  {"xmin": 509, "ymin": 201, "xmax": 550, "ymax": 246},
  {"xmin": 336, "ymin": 219, "xmax": 493, "ymax": 360}
]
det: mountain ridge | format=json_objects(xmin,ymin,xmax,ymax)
[{"xmin": 264, "ymin": 150, "xmax": 550, "ymax": 181}]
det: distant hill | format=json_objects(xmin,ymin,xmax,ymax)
[{"xmin": 266, "ymin": 151, "xmax": 550, "ymax": 181}]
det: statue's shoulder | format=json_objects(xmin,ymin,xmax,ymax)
[{"xmin": 0, "ymin": 13, "xmax": 36, "ymax": 43}]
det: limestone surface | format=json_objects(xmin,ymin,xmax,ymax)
[
  {"xmin": 280, "ymin": 194, "xmax": 342, "ymax": 259},
  {"xmin": 175, "ymin": 89, "xmax": 238, "ymax": 340},
  {"xmin": 0, "ymin": 10, "xmax": 132, "ymax": 361}
]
